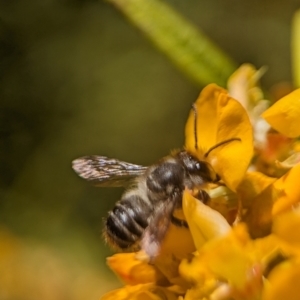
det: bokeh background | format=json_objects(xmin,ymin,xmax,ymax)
[{"xmin": 0, "ymin": 0, "xmax": 299, "ymax": 299}]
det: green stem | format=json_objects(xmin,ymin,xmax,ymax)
[
  {"xmin": 106, "ymin": 0, "xmax": 237, "ymax": 87},
  {"xmin": 292, "ymin": 9, "xmax": 300, "ymax": 88}
]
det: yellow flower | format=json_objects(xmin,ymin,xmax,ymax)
[
  {"xmin": 100, "ymin": 81, "xmax": 300, "ymax": 300},
  {"xmin": 262, "ymin": 88, "xmax": 300, "ymax": 138},
  {"xmin": 272, "ymin": 163, "xmax": 300, "ymax": 216},
  {"xmin": 227, "ymin": 64, "xmax": 273, "ymax": 163},
  {"xmin": 261, "ymin": 210, "xmax": 300, "ymax": 300},
  {"xmin": 275, "ymin": 151, "xmax": 300, "ymax": 169},
  {"xmin": 101, "ymin": 83, "xmax": 255, "ymax": 299},
  {"xmin": 262, "ymin": 259, "xmax": 300, "ymax": 300},
  {"xmin": 179, "ymin": 222, "xmax": 268, "ymax": 300},
  {"xmin": 106, "ymin": 252, "xmax": 167, "ymax": 285},
  {"xmin": 255, "ymin": 87, "xmax": 300, "ymax": 177},
  {"xmin": 156, "ymin": 212, "xmax": 196, "ymax": 260},
  {"xmin": 184, "ymin": 83, "xmax": 253, "ymax": 191},
  {"xmin": 237, "ymin": 171, "xmax": 276, "ymax": 209},
  {"xmin": 101, "ymin": 284, "xmax": 180, "ymax": 300},
  {"xmin": 182, "ymin": 190, "xmax": 231, "ymax": 250},
  {"xmin": 227, "ymin": 63, "xmax": 266, "ymax": 111},
  {"xmin": 254, "ymin": 131, "xmax": 294, "ymax": 177},
  {"xmin": 272, "ymin": 207, "xmax": 300, "ymax": 249}
]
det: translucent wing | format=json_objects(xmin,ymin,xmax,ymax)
[
  {"xmin": 141, "ymin": 197, "xmax": 175, "ymax": 260},
  {"xmin": 72, "ymin": 155, "xmax": 147, "ymax": 187}
]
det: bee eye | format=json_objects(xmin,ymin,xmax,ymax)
[{"xmin": 195, "ymin": 163, "xmax": 201, "ymax": 170}]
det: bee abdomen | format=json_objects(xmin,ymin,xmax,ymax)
[{"xmin": 104, "ymin": 193, "xmax": 152, "ymax": 250}]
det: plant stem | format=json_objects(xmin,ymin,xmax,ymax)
[
  {"xmin": 106, "ymin": 0, "xmax": 237, "ymax": 87},
  {"xmin": 292, "ymin": 9, "xmax": 300, "ymax": 87}
]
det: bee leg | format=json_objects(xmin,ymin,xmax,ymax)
[
  {"xmin": 170, "ymin": 190, "xmax": 209, "ymax": 229},
  {"xmin": 195, "ymin": 189, "xmax": 210, "ymax": 204},
  {"xmin": 171, "ymin": 215, "xmax": 188, "ymax": 228}
]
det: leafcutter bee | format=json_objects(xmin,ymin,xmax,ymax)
[{"xmin": 72, "ymin": 85, "xmax": 243, "ymax": 259}]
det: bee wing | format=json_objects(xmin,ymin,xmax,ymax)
[
  {"xmin": 72, "ymin": 155, "xmax": 148, "ymax": 187},
  {"xmin": 141, "ymin": 197, "xmax": 175, "ymax": 260}
]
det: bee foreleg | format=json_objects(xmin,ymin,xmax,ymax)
[
  {"xmin": 194, "ymin": 189, "xmax": 210, "ymax": 204},
  {"xmin": 170, "ymin": 215, "xmax": 188, "ymax": 228}
]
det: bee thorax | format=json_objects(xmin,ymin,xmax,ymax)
[{"xmin": 146, "ymin": 162, "xmax": 184, "ymax": 197}]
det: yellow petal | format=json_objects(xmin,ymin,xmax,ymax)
[
  {"xmin": 100, "ymin": 284, "xmax": 178, "ymax": 300},
  {"xmin": 227, "ymin": 63, "xmax": 265, "ymax": 109},
  {"xmin": 237, "ymin": 171, "xmax": 276, "ymax": 209},
  {"xmin": 272, "ymin": 163, "xmax": 300, "ymax": 215},
  {"xmin": 243, "ymin": 183, "xmax": 275, "ymax": 238},
  {"xmin": 185, "ymin": 84, "xmax": 253, "ymax": 191},
  {"xmin": 107, "ymin": 253, "xmax": 166, "ymax": 285},
  {"xmin": 183, "ymin": 279, "xmax": 222, "ymax": 300},
  {"xmin": 100, "ymin": 284, "xmax": 150, "ymax": 300},
  {"xmin": 254, "ymin": 131, "xmax": 294, "ymax": 177},
  {"xmin": 206, "ymin": 185, "xmax": 239, "ymax": 224},
  {"xmin": 262, "ymin": 88, "xmax": 300, "ymax": 138},
  {"xmin": 158, "ymin": 210, "xmax": 196, "ymax": 260},
  {"xmin": 152, "ymin": 254, "xmax": 182, "ymax": 285},
  {"xmin": 262, "ymin": 260, "xmax": 300, "ymax": 300},
  {"xmin": 244, "ymin": 164, "xmax": 300, "ymax": 237},
  {"xmin": 180, "ymin": 224, "xmax": 263, "ymax": 293},
  {"xmin": 133, "ymin": 287, "xmax": 179, "ymax": 300},
  {"xmin": 182, "ymin": 190, "xmax": 230, "ymax": 250},
  {"xmin": 200, "ymin": 224, "xmax": 258, "ymax": 289},
  {"xmin": 275, "ymin": 151, "xmax": 300, "ymax": 169},
  {"xmin": 152, "ymin": 222, "xmax": 195, "ymax": 284},
  {"xmin": 272, "ymin": 208, "xmax": 300, "ymax": 247},
  {"xmin": 179, "ymin": 255, "xmax": 218, "ymax": 297}
]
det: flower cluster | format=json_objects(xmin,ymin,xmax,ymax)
[{"xmin": 101, "ymin": 64, "xmax": 300, "ymax": 300}]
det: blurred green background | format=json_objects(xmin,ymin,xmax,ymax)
[{"xmin": 0, "ymin": 0, "xmax": 299, "ymax": 299}]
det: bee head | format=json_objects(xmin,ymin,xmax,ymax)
[{"xmin": 177, "ymin": 151, "xmax": 218, "ymax": 184}]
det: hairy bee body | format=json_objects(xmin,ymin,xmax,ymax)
[
  {"xmin": 72, "ymin": 85, "xmax": 243, "ymax": 259},
  {"xmin": 104, "ymin": 156, "xmax": 181, "ymax": 250},
  {"xmin": 105, "ymin": 180, "xmax": 154, "ymax": 250},
  {"xmin": 73, "ymin": 151, "xmax": 218, "ymax": 256}
]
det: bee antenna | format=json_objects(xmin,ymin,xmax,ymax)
[
  {"xmin": 192, "ymin": 104, "xmax": 198, "ymax": 150},
  {"xmin": 204, "ymin": 138, "xmax": 241, "ymax": 158}
]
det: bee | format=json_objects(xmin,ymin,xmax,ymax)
[{"xmin": 72, "ymin": 99, "xmax": 241, "ymax": 259}]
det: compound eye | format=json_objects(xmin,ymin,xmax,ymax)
[{"xmin": 195, "ymin": 162, "xmax": 201, "ymax": 170}]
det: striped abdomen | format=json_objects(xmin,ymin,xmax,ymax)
[{"xmin": 104, "ymin": 191, "xmax": 153, "ymax": 250}]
